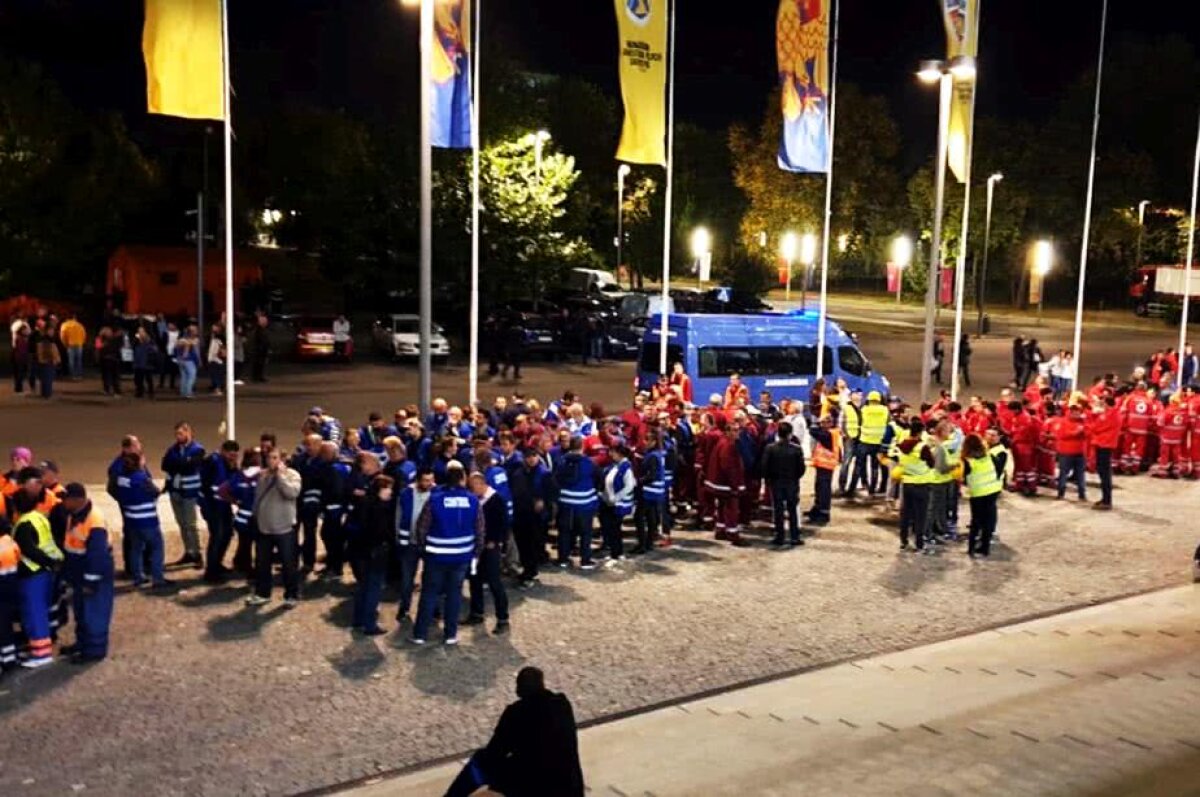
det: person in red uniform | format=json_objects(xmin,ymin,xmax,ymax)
[
  {"xmin": 1009, "ymin": 402, "xmax": 1039, "ymax": 496},
  {"xmin": 1053, "ymin": 403, "xmax": 1088, "ymax": 500},
  {"xmin": 1184, "ymin": 385, "xmax": 1200, "ymax": 479},
  {"xmin": 1119, "ymin": 384, "xmax": 1157, "ymax": 474},
  {"xmin": 669, "ymin": 361, "xmax": 693, "ymax": 404},
  {"xmin": 723, "ymin": 373, "xmax": 751, "ymax": 411},
  {"xmin": 1152, "ymin": 395, "xmax": 1189, "ymax": 478},
  {"xmin": 703, "ymin": 419, "xmax": 749, "ymax": 546},
  {"xmin": 1086, "ymin": 394, "xmax": 1121, "ymax": 508},
  {"xmin": 693, "ymin": 413, "xmax": 722, "ymax": 529},
  {"xmin": 735, "ymin": 410, "xmax": 763, "ymax": 530},
  {"xmin": 620, "ymin": 394, "xmax": 648, "ymax": 452},
  {"xmin": 1037, "ymin": 404, "xmax": 1060, "ymax": 487}
]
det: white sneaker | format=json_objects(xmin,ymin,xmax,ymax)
[
  {"xmin": 245, "ymin": 594, "xmax": 270, "ymax": 606},
  {"xmin": 20, "ymin": 656, "xmax": 54, "ymax": 669},
  {"xmin": 444, "ymin": 637, "xmax": 459, "ymax": 646},
  {"xmin": 282, "ymin": 598, "xmax": 298, "ymax": 609}
]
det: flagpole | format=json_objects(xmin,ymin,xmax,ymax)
[
  {"xmin": 949, "ymin": 68, "xmax": 978, "ymax": 401},
  {"xmin": 418, "ymin": 0, "xmax": 434, "ymax": 415},
  {"xmin": 468, "ymin": 0, "xmax": 482, "ymax": 407},
  {"xmin": 1071, "ymin": 0, "xmax": 1108, "ymax": 378},
  {"xmin": 657, "ymin": 0, "xmax": 676, "ymax": 375},
  {"xmin": 220, "ymin": 0, "xmax": 236, "ymax": 439},
  {"xmin": 815, "ymin": 0, "xmax": 839, "ymax": 381},
  {"xmin": 1177, "ymin": 110, "xmax": 1200, "ymax": 386}
]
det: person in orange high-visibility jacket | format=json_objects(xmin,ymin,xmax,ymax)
[
  {"xmin": 57, "ymin": 483, "xmax": 114, "ymax": 662},
  {"xmin": 1185, "ymin": 385, "xmax": 1200, "ymax": 479},
  {"xmin": 0, "ymin": 518, "xmax": 20, "ymax": 673},
  {"xmin": 805, "ymin": 415, "xmax": 840, "ymax": 526}
]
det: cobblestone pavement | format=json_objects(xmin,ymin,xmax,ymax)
[
  {"xmin": 357, "ymin": 585, "xmax": 1200, "ymax": 797},
  {"xmin": 0, "ymin": 475, "xmax": 1196, "ymax": 797}
]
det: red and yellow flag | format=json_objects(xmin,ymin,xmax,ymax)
[{"xmin": 143, "ymin": 0, "xmax": 224, "ymax": 120}]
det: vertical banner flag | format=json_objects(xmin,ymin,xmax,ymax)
[
  {"xmin": 143, "ymin": 0, "xmax": 224, "ymax": 120},
  {"xmin": 777, "ymin": 0, "xmax": 830, "ymax": 173},
  {"xmin": 432, "ymin": 0, "xmax": 473, "ymax": 149},
  {"xmin": 942, "ymin": 0, "xmax": 979, "ymax": 183},
  {"xmin": 886, "ymin": 262, "xmax": 901, "ymax": 294},
  {"xmin": 614, "ymin": 0, "xmax": 668, "ymax": 166},
  {"xmin": 939, "ymin": 265, "xmax": 955, "ymax": 305}
]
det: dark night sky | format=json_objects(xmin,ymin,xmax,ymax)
[{"xmin": 1, "ymin": 1, "xmax": 1197, "ymax": 165}]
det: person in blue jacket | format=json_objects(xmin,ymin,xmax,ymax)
[
  {"xmin": 382, "ymin": 437, "xmax": 416, "ymax": 489},
  {"xmin": 160, "ymin": 422, "xmax": 206, "ymax": 569},
  {"xmin": 508, "ymin": 448, "xmax": 549, "ymax": 589},
  {"xmin": 554, "ymin": 436, "xmax": 599, "ymax": 570},
  {"xmin": 599, "ymin": 445, "xmax": 636, "ymax": 561},
  {"xmin": 219, "ymin": 449, "xmax": 261, "ymax": 581},
  {"xmin": 291, "ymin": 433, "xmax": 325, "ymax": 573},
  {"xmin": 358, "ymin": 411, "xmax": 396, "ymax": 455},
  {"xmin": 315, "ymin": 442, "xmax": 350, "ymax": 580},
  {"xmin": 634, "ymin": 431, "xmax": 668, "ymax": 554},
  {"xmin": 200, "ymin": 440, "xmax": 240, "ymax": 583},
  {"xmin": 394, "ymin": 469, "xmax": 436, "ymax": 623},
  {"xmin": 58, "ymin": 484, "xmax": 114, "ymax": 663},
  {"xmin": 410, "ymin": 462, "xmax": 483, "ymax": 646},
  {"xmin": 115, "ymin": 452, "xmax": 171, "ymax": 590}
]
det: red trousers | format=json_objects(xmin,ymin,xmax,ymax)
[
  {"xmin": 1037, "ymin": 446, "xmax": 1056, "ymax": 485},
  {"xmin": 1120, "ymin": 433, "xmax": 1149, "ymax": 473},
  {"xmin": 1153, "ymin": 443, "xmax": 1182, "ymax": 477},
  {"xmin": 1012, "ymin": 444, "xmax": 1037, "ymax": 493},
  {"xmin": 708, "ymin": 487, "xmax": 740, "ymax": 532}
]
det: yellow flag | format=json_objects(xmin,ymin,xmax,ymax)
[
  {"xmin": 614, "ymin": 0, "xmax": 667, "ymax": 166},
  {"xmin": 143, "ymin": 0, "xmax": 225, "ymax": 120},
  {"xmin": 942, "ymin": 0, "xmax": 979, "ymax": 183}
]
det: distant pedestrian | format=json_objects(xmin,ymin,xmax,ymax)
[
  {"xmin": 958, "ymin": 333, "xmax": 972, "ymax": 388},
  {"xmin": 333, "ymin": 314, "xmax": 351, "ymax": 360},
  {"xmin": 250, "ymin": 311, "xmax": 271, "ymax": 382},
  {"xmin": 444, "ymin": 667, "xmax": 585, "ymax": 797},
  {"xmin": 501, "ymin": 317, "xmax": 525, "ymax": 380},
  {"xmin": 98, "ymin": 328, "xmax": 123, "ymax": 397},
  {"xmin": 176, "ymin": 326, "xmax": 200, "ymax": 399},
  {"xmin": 59, "ymin": 315, "xmax": 86, "ymax": 380},
  {"xmin": 1012, "ymin": 336, "xmax": 1027, "ymax": 385},
  {"xmin": 132, "ymin": 328, "xmax": 158, "ymax": 399},
  {"xmin": 158, "ymin": 321, "xmax": 179, "ymax": 390},
  {"xmin": 930, "ymin": 333, "xmax": 945, "ymax": 385},
  {"xmin": 11, "ymin": 323, "xmax": 30, "ymax": 394},
  {"xmin": 34, "ymin": 323, "xmax": 61, "ymax": 399},
  {"xmin": 207, "ymin": 324, "xmax": 226, "ymax": 395}
]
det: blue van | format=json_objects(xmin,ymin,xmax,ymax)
[{"xmin": 637, "ymin": 313, "xmax": 890, "ymax": 403}]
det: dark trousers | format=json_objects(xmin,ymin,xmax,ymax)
[
  {"xmin": 158, "ymin": 357, "xmax": 177, "ymax": 388},
  {"xmin": 298, "ymin": 510, "xmax": 320, "ymax": 570},
  {"xmin": 556, "ymin": 507, "xmax": 595, "ymax": 564},
  {"xmin": 129, "ymin": 524, "xmax": 165, "ymax": 585},
  {"xmin": 634, "ymin": 501, "xmax": 662, "ymax": 550},
  {"xmin": 968, "ymin": 493, "xmax": 999, "ymax": 556},
  {"xmin": 395, "ymin": 545, "xmax": 421, "ymax": 617},
  {"xmin": 809, "ymin": 469, "xmax": 833, "ymax": 522},
  {"xmin": 960, "ymin": 362, "xmax": 971, "ymax": 387},
  {"xmin": 320, "ymin": 510, "xmax": 346, "ymax": 575},
  {"xmin": 11, "ymin": 360, "xmax": 27, "ymax": 393},
  {"xmin": 846, "ymin": 443, "xmax": 881, "ymax": 494},
  {"xmin": 254, "ymin": 530, "xmax": 299, "ymax": 600},
  {"xmin": 501, "ymin": 350, "xmax": 523, "ymax": 379},
  {"xmin": 101, "ymin": 361, "xmax": 121, "ymax": 394},
  {"xmin": 233, "ymin": 521, "xmax": 256, "ymax": 575},
  {"xmin": 203, "ymin": 504, "xmax": 234, "ymax": 578},
  {"xmin": 771, "ymin": 481, "xmax": 800, "ymax": 543},
  {"xmin": 598, "ymin": 504, "xmax": 625, "ymax": 558},
  {"xmin": 38, "ymin": 363, "xmax": 55, "ymax": 397},
  {"xmin": 251, "ymin": 354, "xmax": 268, "ymax": 382},
  {"xmin": 900, "ymin": 484, "xmax": 930, "ymax": 548},
  {"xmin": 413, "ymin": 559, "xmax": 469, "ymax": 641},
  {"xmin": 469, "ymin": 547, "xmax": 509, "ymax": 622},
  {"xmin": 351, "ymin": 546, "xmax": 388, "ymax": 630},
  {"xmin": 512, "ymin": 510, "xmax": 544, "ymax": 580},
  {"xmin": 134, "ymin": 368, "xmax": 155, "ymax": 397},
  {"xmin": 1057, "ymin": 454, "xmax": 1087, "ymax": 499},
  {"xmin": 1096, "ymin": 447, "xmax": 1114, "ymax": 505}
]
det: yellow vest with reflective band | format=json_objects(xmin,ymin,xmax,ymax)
[
  {"xmin": 886, "ymin": 421, "xmax": 905, "ymax": 459},
  {"xmin": 0, "ymin": 535, "xmax": 20, "ymax": 575},
  {"xmin": 966, "ymin": 455, "xmax": 1003, "ymax": 497},
  {"xmin": 17, "ymin": 511, "xmax": 62, "ymax": 572},
  {"xmin": 843, "ymin": 404, "xmax": 862, "ymax": 440},
  {"xmin": 859, "ymin": 404, "xmax": 889, "ymax": 445},
  {"xmin": 898, "ymin": 443, "xmax": 935, "ymax": 485}
]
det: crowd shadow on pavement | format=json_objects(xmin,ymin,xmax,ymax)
[
  {"xmin": 327, "ymin": 637, "xmax": 388, "ymax": 680},
  {"xmin": 966, "ymin": 543, "xmax": 1021, "ymax": 594},
  {"xmin": 402, "ymin": 629, "xmax": 526, "ymax": 702},
  {"xmin": 175, "ymin": 583, "xmax": 249, "ymax": 609},
  {"xmin": 876, "ymin": 548, "xmax": 953, "ymax": 597},
  {"xmin": 0, "ymin": 660, "xmax": 85, "ymax": 715},
  {"xmin": 205, "ymin": 604, "xmax": 291, "ymax": 641}
]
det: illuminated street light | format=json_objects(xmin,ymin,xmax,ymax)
[
  {"xmin": 1032, "ymin": 239, "xmax": 1054, "ymax": 324},
  {"xmin": 799, "ymin": 233, "xmax": 817, "ymax": 309},
  {"xmin": 948, "ymin": 55, "xmax": 977, "ymax": 81},
  {"xmin": 780, "ymin": 232, "xmax": 799, "ymax": 303},
  {"xmin": 528, "ymin": 129, "xmax": 552, "ymax": 176},
  {"xmin": 1135, "ymin": 199, "xmax": 1150, "ymax": 271},
  {"xmin": 837, "ymin": 232, "xmax": 850, "ymax": 253},
  {"xmin": 692, "ymin": 226, "xmax": 712, "ymax": 287},
  {"xmin": 892, "ymin": 234, "xmax": 913, "ymax": 304}
]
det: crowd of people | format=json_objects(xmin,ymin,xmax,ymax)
[
  {"xmin": 3, "ymin": 338, "xmax": 1199, "ymax": 671},
  {"xmin": 8, "ymin": 307, "xmax": 275, "ymax": 400}
]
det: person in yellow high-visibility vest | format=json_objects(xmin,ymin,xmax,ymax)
[
  {"xmin": 855, "ymin": 391, "xmax": 891, "ymax": 497},
  {"xmin": 962, "ymin": 434, "xmax": 1003, "ymax": 559},
  {"xmin": 896, "ymin": 420, "xmax": 937, "ymax": 553}
]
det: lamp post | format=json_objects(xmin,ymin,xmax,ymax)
[
  {"xmin": 691, "ymin": 226, "xmax": 711, "ymax": 289},
  {"xmin": 780, "ymin": 232, "xmax": 798, "ymax": 303},
  {"xmin": 617, "ymin": 164, "xmax": 631, "ymax": 286},
  {"xmin": 1135, "ymin": 199, "xmax": 1150, "ymax": 271},
  {"xmin": 1032, "ymin": 239, "xmax": 1054, "ymax": 324},
  {"xmin": 916, "ymin": 56, "xmax": 964, "ymax": 401},
  {"xmin": 977, "ymin": 172, "xmax": 1002, "ymax": 335},
  {"xmin": 799, "ymin": 233, "xmax": 817, "ymax": 309},
  {"xmin": 892, "ymin": 234, "xmax": 913, "ymax": 304}
]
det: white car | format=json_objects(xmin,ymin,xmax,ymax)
[{"xmin": 372, "ymin": 314, "xmax": 450, "ymax": 362}]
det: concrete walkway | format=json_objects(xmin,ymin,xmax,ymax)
[{"xmin": 345, "ymin": 586, "xmax": 1200, "ymax": 797}]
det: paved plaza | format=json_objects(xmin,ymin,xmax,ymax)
[{"xmin": 0, "ymin": 472, "xmax": 1196, "ymax": 797}]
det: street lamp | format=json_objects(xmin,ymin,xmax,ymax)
[
  {"xmin": 1135, "ymin": 199, "xmax": 1150, "ymax": 272},
  {"xmin": 977, "ymin": 172, "xmax": 1003, "ymax": 334},
  {"xmin": 891, "ymin": 234, "xmax": 913, "ymax": 304},
  {"xmin": 780, "ymin": 232, "xmax": 799, "ymax": 303},
  {"xmin": 799, "ymin": 233, "xmax": 818, "ymax": 309},
  {"xmin": 617, "ymin": 164, "xmax": 631, "ymax": 285},
  {"xmin": 1032, "ymin": 239, "xmax": 1054, "ymax": 324},
  {"xmin": 916, "ymin": 55, "xmax": 962, "ymax": 401},
  {"xmin": 691, "ymin": 226, "xmax": 712, "ymax": 288},
  {"xmin": 530, "ymin": 129, "xmax": 551, "ymax": 176}
]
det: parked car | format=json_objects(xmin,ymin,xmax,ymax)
[
  {"xmin": 700, "ymin": 288, "xmax": 773, "ymax": 314},
  {"xmin": 602, "ymin": 324, "xmax": 641, "ymax": 359},
  {"xmin": 293, "ymin": 315, "xmax": 353, "ymax": 362},
  {"xmin": 372, "ymin": 314, "xmax": 451, "ymax": 362}
]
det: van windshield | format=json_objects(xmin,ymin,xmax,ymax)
[
  {"xmin": 697, "ymin": 346, "xmax": 833, "ymax": 378},
  {"xmin": 639, "ymin": 343, "xmax": 684, "ymax": 375}
]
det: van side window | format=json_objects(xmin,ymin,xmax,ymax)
[
  {"xmin": 696, "ymin": 346, "xmax": 833, "ymax": 377},
  {"xmin": 837, "ymin": 346, "xmax": 869, "ymax": 377}
]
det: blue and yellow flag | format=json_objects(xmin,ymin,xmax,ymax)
[
  {"xmin": 143, "ymin": 0, "xmax": 225, "ymax": 120},
  {"xmin": 615, "ymin": 0, "xmax": 667, "ymax": 166},
  {"xmin": 777, "ymin": 0, "xmax": 829, "ymax": 173},
  {"xmin": 432, "ymin": 0, "xmax": 473, "ymax": 150},
  {"xmin": 943, "ymin": 0, "xmax": 979, "ymax": 183}
]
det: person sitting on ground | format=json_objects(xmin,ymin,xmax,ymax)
[{"xmin": 445, "ymin": 666, "xmax": 584, "ymax": 797}]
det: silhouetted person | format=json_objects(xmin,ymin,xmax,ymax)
[{"xmin": 445, "ymin": 667, "xmax": 584, "ymax": 797}]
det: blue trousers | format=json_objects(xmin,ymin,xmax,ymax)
[
  {"xmin": 68, "ymin": 564, "xmax": 114, "ymax": 658},
  {"xmin": 129, "ymin": 523, "xmax": 165, "ymax": 585},
  {"xmin": 19, "ymin": 571, "xmax": 54, "ymax": 653},
  {"xmin": 1057, "ymin": 454, "xmax": 1087, "ymax": 499},
  {"xmin": 351, "ymin": 547, "xmax": 388, "ymax": 631},
  {"xmin": 413, "ymin": 559, "xmax": 469, "ymax": 641},
  {"xmin": 395, "ymin": 545, "xmax": 421, "ymax": 618}
]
